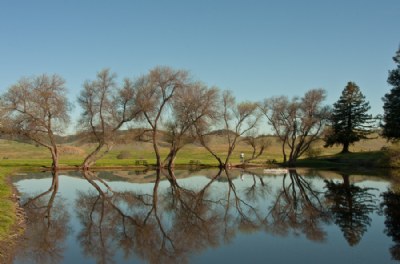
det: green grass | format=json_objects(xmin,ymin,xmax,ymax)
[
  {"xmin": 0, "ymin": 134, "xmax": 394, "ymax": 169},
  {"xmin": 0, "ymin": 167, "xmax": 17, "ymax": 241},
  {"xmin": 297, "ymin": 151, "xmax": 387, "ymax": 169},
  {"xmin": 0, "ymin": 134, "xmax": 396, "ymax": 244}
]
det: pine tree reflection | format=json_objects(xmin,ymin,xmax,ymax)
[
  {"xmin": 18, "ymin": 171, "xmax": 69, "ymax": 264},
  {"xmin": 380, "ymin": 190, "xmax": 400, "ymax": 260},
  {"xmin": 266, "ymin": 170, "xmax": 330, "ymax": 242},
  {"xmin": 324, "ymin": 173, "xmax": 377, "ymax": 246}
]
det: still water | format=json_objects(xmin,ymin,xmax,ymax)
[{"xmin": 11, "ymin": 168, "xmax": 400, "ymax": 264}]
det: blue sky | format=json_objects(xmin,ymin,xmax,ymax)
[{"xmin": 0, "ymin": 0, "xmax": 399, "ymax": 123}]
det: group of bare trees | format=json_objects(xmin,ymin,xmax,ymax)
[{"xmin": 0, "ymin": 66, "xmax": 331, "ymax": 170}]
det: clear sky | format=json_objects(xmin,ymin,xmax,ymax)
[{"xmin": 0, "ymin": 0, "xmax": 399, "ymax": 123}]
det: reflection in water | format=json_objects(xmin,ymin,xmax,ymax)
[
  {"xmin": 265, "ymin": 170, "xmax": 330, "ymax": 242},
  {"xmin": 381, "ymin": 191, "xmax": 400, "ymax": 260},
  {"xmin": 324, "ymin": 173, "xmax": 377, "ymax": 246},
  {"xmin": 17, "ymin": 171, "xmax": 70, "ymax": 264},
  {"xmin": 76, "ymin": 169, "xmax": 226, "ymax": 263},
  {"xmin": 13, "ymin": 169, "xmax": 395, "ymax": 263}
]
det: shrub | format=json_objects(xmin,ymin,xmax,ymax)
[
  {"xmin": 305, "ymin": 147, "xmax": 322, "ymax": 158},
  {"xmin": 382, "ymin": 146, "xmax": 400, "ymax": 168},
  {"xmin": 117, "ymin": 151, "xmax": 133, "ymax": 160}
]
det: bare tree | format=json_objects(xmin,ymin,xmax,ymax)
[
  {"xmin": 260, "ymin": 89, "xmax": 330, "ymax": 166},
  {"xmin": 195, "ymin": 91, "xmax": 260, "ymax": 168},
  {"xmin": 0, "ymin": 74, "xmax": 70, "ymax": 170},
  {"xmin": 134, "ymin": 66, "xmax": 189, "ymax": 168},
  {"xmin": 243, "ymin": 134, "xmax": 271, "ymax": 163},
  {"xmin": 77, "ymin": 69, "xmax": 140, "ymax": 169},
  {"xmin": 164, "ymin": 83, "xmax": 220, "ymax": 168}
]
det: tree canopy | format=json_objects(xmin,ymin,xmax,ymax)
[
  {"xmin": 0, "ymin": 74, "xmax": 70, "ymax": 170},
  {"xmin": 324, "ymin": 82, "xmax": 372, "ymax": 153},
  {"xmin": 382, "ymin": 46, "xmax": 400, "ymax": 140},
  {"xmin": 260, "ymin": 89, "xmax": 330, "ymax": 166}
]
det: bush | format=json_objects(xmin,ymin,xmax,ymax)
[
  {"xmin": 305, "ymin": 147, "xmax": 322, "ymax": 158},
  {"xmin": 382, "ymin": 146, "xmax": 400, "ymax": 168},
  {"xmin": 116, "ymin": 151, "xmax": 133, "ymax": 160}
]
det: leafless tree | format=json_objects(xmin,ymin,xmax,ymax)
[
  {"xmin": 77, "ymin": 69, "xmax": 141, "ymax": 169},
  {"xmin": 195, "ymin": 91, "xmax": 261, "ymax": 168},
  {"xmin": 164, "ymin": 83, "xmax": 220, "ymax": 168},
  {"xmin": 0, "ymin": 74, "xmax": 70, "ymax": 170},
  {"xmin": 134, "ymin": 66, "xmax": 189, "ymax": 168},
  {"xmin": 260, "ymin": 89, "xmax": 330, "ymax": 166},
  {"xmin": 243, "ymin": 133, "xmax": 271, "ymax": 163}
]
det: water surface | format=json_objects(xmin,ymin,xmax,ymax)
[{"xmin": 11, "ymin": 169, "xmax": 400, "ymax": 263}]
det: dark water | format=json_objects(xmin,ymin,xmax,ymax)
[{"xmin": 11, "ymin": 169, "xmax": 400, "ymax": 264}]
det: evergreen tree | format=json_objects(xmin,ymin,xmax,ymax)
[
  {"xmin": 382, "ymin": 46, "xmax": 400, "ymax": 140},
  {"xmin": 324, "ymin": 82, "xmax": 372, "ymax": 153}
]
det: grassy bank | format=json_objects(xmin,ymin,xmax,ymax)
[
  {"xmin": 0, "ymin": 168, "xmax": 18, "ymax": 241},
  {"xmin": 0, "ymin": 134, "xmax": 395, "ymax": 245},
  {"xmin": 0, "ymin": 133, "xmax": 393, "ymax": 169},
  {"xmin": 296, "ymin": 151, "xmax": 388, "ymax": 169}
]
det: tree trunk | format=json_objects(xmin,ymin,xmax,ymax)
[
  {"xmin": 286, "ymin": 158, "xmax": 296, "ymax": 168},
  {"xmin": 167, "ymin": 152, "xmax": 176, "ymax": 169},
  {"xmin": 224, "ymin": 148, "xmax": 233, "ymax": 169},
  {"xmin": 152, "ymin": 129, "xmax": 162, "ymax": 168},
  {"xmin": 82, "ymin": 142, "xmax": 105, "ymax": 170},
  {"xmin": 341, "ymin": 142, "xmax": 350, "ymax": 153},
  {"xmin": 282, "ymin": 139, "xmax": 287, "ymax": 164},
  {"xmin": 50, "ymin": 147, "xmax": 59, "ymax": 171},
  {"xmin": 198, "ymin": 135, "xmax": 224, "ymax": 168},
  {"xmin": 342, "ymin": 174, "xmax": 350, "ymax": 189}
]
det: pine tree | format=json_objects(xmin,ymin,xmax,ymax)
[
  {"xmin": 324, "ymin": 82, "xmax": 372, "ymax": 153},
  {"xmin": 382, "ymin": 46, "xmax": 400, "ymax": 140}
]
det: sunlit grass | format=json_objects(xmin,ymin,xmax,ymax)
[
  {"xmin": 0, "ymin": 134, "xmax": 395, "ymax": 244},
  {"xmin": 0, "ymin": 168, "xmax": 16, "ymax": 241},
  {"xmin": 0, "ymin": 134, "xmax": 393, "ymax": 169}
]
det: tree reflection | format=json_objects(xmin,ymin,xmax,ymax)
[
  {"xmin": 17, "ymin": 171, "xmax": 69, "ymax": 264},
  {"xmin": 380, "ymin": 190, "xmax": 400, "ymax": 260},
  {"xmin": 224, "ymin": 169, "xmax": 265, "ymax": 236},
  {"xmin": 265, "ymin": 170, "xmax": 330, "ymax": 242},
  {"xmin": 76, "ymin": 169, "xmax": 374, "ymax": 263},
  {"xmin": 240, "ymin": 170, "xmax": 270, "ymax": 202},
  {"xmin": 324, "ymin": 173, "xmax": 377, "ymax": 246},
  {"xmin": 76, "ymin": 169, "xmax": 227, "ymax": 263},
  {"xmin": 77, "ymin": 170, "xmax": 144, "ymax": 263}
]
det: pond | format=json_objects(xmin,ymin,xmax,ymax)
[{"xmin": 10, "ymin": 168, "xmax": 400, "ymax": 264}]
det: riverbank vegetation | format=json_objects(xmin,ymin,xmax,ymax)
[{"xmin": 0, "ymin": 132, "xmax": 395, "ymax": 169}]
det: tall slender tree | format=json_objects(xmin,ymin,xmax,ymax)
[
  {"xmin": 324, "ymin": 82, "xmax": 373, "ymax": 153},
  {"xmin": 382, "ymin": 46, "xmax": 400, "ymax": 140}
]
